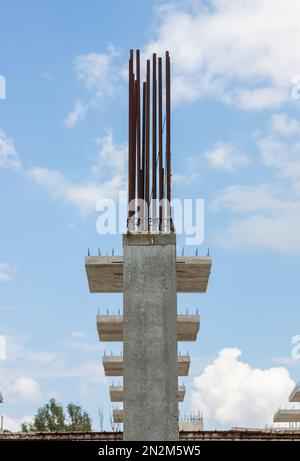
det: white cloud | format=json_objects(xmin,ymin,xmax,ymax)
[
  {"xmin": 144, "ymin": 0, "xmax": 300, "ymax": 109},
  {"xmin": 11, "ymin": 377, "xmax": 43, "ymax": 403},
  {"xmin": 71, "ymin": 330, "xmax": 87, "ymax": 339},
  {"xmin": 210, "ymin": 113, "xmax": 300, "ymax": 254},
  {"xmin": 222, "ymin": 87, "xmax": 287, "ymax": 111},
  {"xmin": 211, "ymin": 183, "xmax": 300, "ymax": 254},
  {"xmin": 258, "ymin": 136, "xmax": 300, "ymax": 181},
  {"xmin": 215, "ymin": 213, "xmax": 300, "ymax": 255},
  {"xmin": 27, "ymin": 130, "xmax": 127, "ymax": 216},
  {"xmin": 64, "ymin": 100, "xmax": 87, "ymax": 127},
  {"xmin": 0, "ymin": 262, "xmax": 16, "ymax": 283},
  {"xmin": 65, "ymin": 46, "xmax": 122, "ymax": 126},
  {"xmin": 0, "ymin": 333, "xmax": 106, "ymax": 412},
  {"xmin": 205, "ymin": 143, "xmax": 249, "ymax": 172},
  {"xmin": 269, "ymin": 113, "xmax": 300, "ymax": 136},
  {"xmin": 2, "ymin": 414, "xmax": 34, "ymax": 432},
  {"xmin": 8, "ymin": 336, "xmax": 59, "ymax": 365},
  {"xmin": 191, "ymin": 348, "xmax": 294, "ymax": 428},
  {"xmin": 210, "ymin": 184, "xmax": 285, "ymax": 214},
  {"xmin": 0, "ymin": 130, "xmax": 21, "ymax": 170},
  {"xmin": 75, "ymin": 46, "xmax": 121, "ymax": 99}
]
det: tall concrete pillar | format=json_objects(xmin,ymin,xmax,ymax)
[{"xmin": 123, "ymin": 233, "xmax": 178, "ymax": 441}]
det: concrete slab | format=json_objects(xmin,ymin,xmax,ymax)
[
  {"xmin": 85, "ymin": 255, "xmax": 211, "ymax": 293},
  {"xmin": 96, "ymin": 314, "xmax": 200, "ymax": 342},
  {"xmin": 177, "ymin": 356, "xmax": 190, "ymax": 376},
  {"xmin": 113, "ymin": 409, "xmax": 123, "ymax": 424},
  {"xmin": 103, "ymin": 355, "xmax": 190, "ymax": 376},
  {"xmin": 112, "ymin": 411, "xmax": 203, "ymax": 431},
  {"xmin": 109, "ymin": 385, "xmax": 186, "ymax": 402},
  {"xmin": 289, "ymin": 386, "xmax": 300, "ymax": 402},
  {"xmin": 102, "ymin": 356, "xmax": 123, "ymax": 376},
  {"xmin": 179, "ymin": 420, "xmax": 203, "ymax": 431},
  {"xmin": 273, "ymin": 409, "xmax": 300, "ymax": 423}
]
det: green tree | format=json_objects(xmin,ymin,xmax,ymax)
[{"xmin": 21, "ymin": 398, "xmax": 92, "ymax": 432}]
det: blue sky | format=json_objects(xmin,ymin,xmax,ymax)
[{"xmin": 1, "ymin": 0, "xmax": 300, "ymax": 431}]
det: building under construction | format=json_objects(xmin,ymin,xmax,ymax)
[
  {"xmin": 85, "ymin": 49, "xmax": 211, "ymax": 441},
  {"xmin": 273, "ymin": 384, "xmax": 300, "ymax": 429}
]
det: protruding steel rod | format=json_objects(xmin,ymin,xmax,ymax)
[
  {"xmin": 136, "ymin": 50, "xmax": 141, "ymax": 203},
  {"xmin": 132, "ymin": 78, "xmax": 137, "ymax": 203},
  {"xmin": 128, "ymin": 51, "xmax": 133, "ymax": 211},
  {"xmin": 165, "ymin": 51, "xmax": 171, "ymax": 229},
  {"xmin": 158, "ymin": 56, "xmax": 163, "ymax": 230},
  {"xmin": 145, "ymin": 59, "xmax": 150, "ymax": 231},
  {"xmin": 127, "ymin": 50, "xmax": 171, "ymax": 233},
  {"xmin": 141, "ymin": 81, "xmax": 146, "ymax": 227},
  {"xmin": 152, "ymin": 53, "xmax": 157, "ymax": 229}
]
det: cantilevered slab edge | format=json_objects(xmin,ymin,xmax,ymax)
[
  {"xmin": 85, "ymin": 256, "xmax": 212, "ymax": 293},
  {"xmin": 96, "ymin": 314, "xmax": 200, "ymax": 342}
]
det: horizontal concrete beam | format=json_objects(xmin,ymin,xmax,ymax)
[
  {"xmin": 97, "ymin": 315, "xmax": 200, "ymax": 342},
  {"xmin": 273, "ymin": 409, "xmax": 300, "ymax": 423},
  {"xmin": 85, "ymin": 256, "xmax": 211, "ymax": 293},
  {"xmin": 289, "ymin": 386, "xmax": 300, "ymax": 402},
  {"xmin": 103, "ymin": 355, "xmax": 190, "ymax": 376},
  {"xmin": 179, "ymin": 421, "xmax": 203, "ymax": 432},
  {"xmin": 109, "ymin": 385, "xmax": 186, "ymax": 403},
  {"xmin": 112, "ymin": 410, "xmax": 203, "ymax": 431}
]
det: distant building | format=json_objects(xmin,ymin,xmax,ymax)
[{"xmin": 273, "ymin": 384, "xmax": 300, "ymax": 428}]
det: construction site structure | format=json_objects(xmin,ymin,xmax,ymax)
[
  {"xmin": 85, "ymin": 49, "xmax": 212, "ymax": 441},
  {"xmin": 273, "ymin": 384, "xmax": 300, "ymax": 428}
]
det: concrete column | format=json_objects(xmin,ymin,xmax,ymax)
[{"xmin": 123, "ymin": 233, "xmax": 178, "ymax": 441}]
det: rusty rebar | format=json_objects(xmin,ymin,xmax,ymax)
[
  {"xmin": 136, "ymin": 50, "xmax": 141, "ymax": 203},
  {"xmin": 141, "ymin": 81, "xmax": 146, "ymax": 226},
  {"xmin": 158, "ymin": 56, "xmax": 163, "ymax": 230},
  {"xmin": 128, "ymin": 51, "xmax": 133, "ymax": 208},
  {"xmin": 145, "ymin": 59, "xmax": 150, "ymax": 231},
  {"xmin": 165, "ymin": 51, "xmax": 171, "ymax": 228},
  {"xmin": 127, "ymin": 50, "xmax": 171, "ymax": 233},
  {"xmin": 152, "ymin": 53, "xmax": 157, "ymax": 229}
]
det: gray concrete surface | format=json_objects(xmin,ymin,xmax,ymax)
[
  {"xmin": 109, "ymin": 385, "xmax": 185, "ymax": 402},
  {"xmin": 273, "ymin": 409, "xmax": 300, "ymax": 423},
  {"xmin": 85, "ymin": 255, "xmax": 211, "ymax": 292},
  {"xmin": 102, "ymin": 355, "xmax": 190, "ymax": 376},
  {"xmin": 123, "ymin": 233, "xmax": 178, "ymax": 441},
  {"xmin": 97, "ymin": 314, "xmax": 200, "ymax": 341},
  {"xmin": 289, "ymin": 385, "xmax": 300, "ymax": 402}
]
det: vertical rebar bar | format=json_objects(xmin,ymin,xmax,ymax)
[
  {"xmin": 136, "ymin": 50, "xmax": 141, "ymax": 205},
  {"xmin": 141, "ymin": 81, "xmax": 146, "ymax": 228},
  {"xmin": 128, "ymin": 50, "xmax": 133, "ymax": 219},
  {"xmin": 165, "ymin": 51, "xmax": 171, "ymax": 230},
  {"xmin": 158, "ymin": 56, "xmax": 163, "ymax": 231},
  {"xmin": 132, "ymin": 79, "xmax": 137, "ymax": 207},
  {"xmin": 152, "ymin": 53, "xmax": 157, "ymax": 231},
  {"xmin": 145, "ymin": 59, "xmax": 150, "ymax": 231},
  {"xmin": 127, "ymin": 50, "xmax": 171, "ymax": 233}
]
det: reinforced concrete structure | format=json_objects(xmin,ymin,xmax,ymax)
[
  {"xmin": 85, "ymin": 49, "xmax": 212, "ymax": 441},
  {"xmin": 273, "ymin": 385, "xmax": 300, "ymax": 428}
]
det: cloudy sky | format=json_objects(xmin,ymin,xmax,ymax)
[{"xmin": 1, "ymin": 0, "xmax": 300, "ymax": 431}]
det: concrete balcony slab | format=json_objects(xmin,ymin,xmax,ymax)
[
  {"xmin": 273, "ymin": 409, "xmax": 300, "ymax": 423},
  {"xmin": 103, "ymin": 355, "xmax": 190, "ymax": 376},
  {"xmin": 97, "ymin": 315, "xmax": 200, "ymax": 342},
  {"xmin": 85, "ymin": 256, "xmax": 211, "ymax": 293},
  {"xmin": 109, "ymin": 385, "xmax": 185, "ymax": 402}
]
